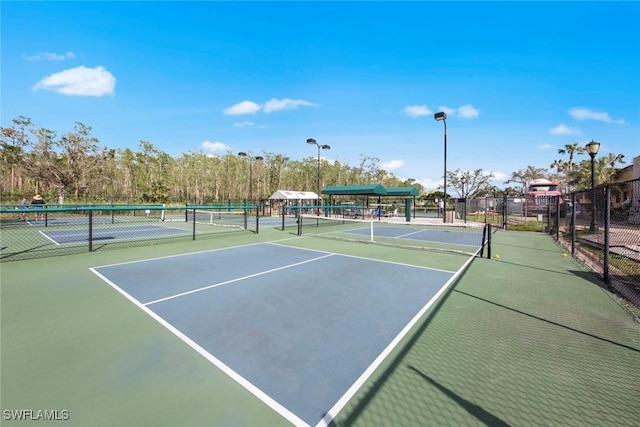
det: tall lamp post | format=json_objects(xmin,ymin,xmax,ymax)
[
  {"xmin": 238, "ymin": 152, "xmax": 263, "ymax": 205},
  {"xmin": 434, "ymin": 112, "xmax": 447, "ymax": 223},
  {"xmin": 585, "ymin": 140, "xmax": 600, "ymax": 232},
  {"xmin": 306, "ymin": 138, "xmax": 331, "ymax": 213}
]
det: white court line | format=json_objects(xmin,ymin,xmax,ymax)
[
  {"xmin": 89, "ymin": 267, "xmax": 310, "ymax": 427},
  {"xmin": 38, "ymin": 230, "xmax": 61, "ymax": 245},
  {"xmin": 266, "ymin": 241, "xmax": 456, "ymax": 274},
  {"xmin": 315, "ymin": 245, "xmax": 482, "ymax": 427},
  {"xmin": 395, "ymin": 228, "xmax": 428, "ymax": 239},
  {"xmin": 143, "ymin": 253, "xmax": 335, "ymax": 306},
  {"xmin": 92, "ymin": 241, "xmax": 268, "ymax": 269}
]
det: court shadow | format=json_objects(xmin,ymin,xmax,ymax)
[
  {"xmin": 454, "ymin": 289, "xmax": 639, "ymax": 353},
  {"xmin": 330, "ymin": 267, "xmax": 464, "ymax": 426},
  {"xmin": 0, "ymin": 244, "xmax": 57, "ymax": 260},
  {"xmin": 490, "ymin": 258, "xmax": 580, "ymax": 277},
  {"xmin": 406, "ymin": 366, "xmax": 510, "ymax": 427},
  {"xmin": 496, "ymin": 241, "xmax": 562, "ymax": 254}
]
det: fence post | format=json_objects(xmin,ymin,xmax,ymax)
[
  {"xmin": 604, "ymin": 184, "xmax": 610, "ymax": 284},
  {"xmin": 555, "ymin": 196, "xmax": 560, "ymax": 242},
  {"xmin": 571, "ymin": 193, "xmax": 576, "ymax": 256},
  {"xmin": 88, "ymin": 209, "xmax": 93, "ymax": 252},
  {"xmin": 502, "ymin": 194, "xmax": 507, "ymax": 229}
]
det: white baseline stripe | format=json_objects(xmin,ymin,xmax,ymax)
[
  {"xmin": 89, "ymin": 267, "xmax": 309, "ymax": 427},
  {"xmin": 315, "ymin": 246, "xmax": 482, "ymax": 427},
  {"xmin": 92, "ymin": 241, "xmax": 268, "ymax": 269},
  {"xmin": 143, "ymin": 253, "xmax": 335, "ymax": 306},
  {"xmin": 266, "ymin": 241, "xmax": 456, "ymax": 274},
  {"xmin": 39, "ymin": 230, "xmax": 61, "ymax": 245},
  {"xmin": 395, "ymin": 228, "xmax": 427, "ymax": 239}
]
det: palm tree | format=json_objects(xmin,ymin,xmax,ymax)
[
  {"xmin": 505, "ymin": 165, "xmax": 548, "ymax": 193},
  {"xmin": 557, "ymin": 143, "xmax": 585, "ymax": 175},
  {"xmin": 605, "ymin": 153, "xmax": 626, "ymax": 182}
]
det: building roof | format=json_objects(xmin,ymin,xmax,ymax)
[
  {"xmin": 321, "ymin": 184, "xmax": 388, "ymax": 196},
  {"xmin": 268, "ymin": 190, "xmax": 319, "ymax": 200},
  {"xmin": 321, "ymin": 184, "xmax": 420, "ymax": 197},
  {"xmin": 385, "ymin": 186, "xmax": 420, "ymax": 196}
]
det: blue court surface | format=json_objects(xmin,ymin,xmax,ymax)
[
  {"xmin": 91, "ymin": 242, "xmax": 456, "ymax": 426},
  {"xmin": 42, "ymin": 224, "xmax": 190, "ymax": 244}
]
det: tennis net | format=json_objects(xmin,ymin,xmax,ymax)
[
  {"xmin": 189, "ymin": 209, "xmax": 252, "ymax": 229},
  {"xmin": 298, "ymin": 214, "xmax": 491, "ymax": 257}
]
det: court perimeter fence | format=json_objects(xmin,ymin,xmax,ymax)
[
  {"xmin": 0, "ymin": 204, "xmax": 258, "ymax": 262},
  {"xmin": 553, "ymin": 179, "xmax": 639, "ymax": 308},
  {"xmin": 456, "ymin": 179, "xmax": 639, "ymax": 308}
]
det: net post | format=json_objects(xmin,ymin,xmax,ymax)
[
  {"xmin": 255, "ymin": 207, "xmax": 259, "ymax": 234},
  {"xmin": 243, "ymin": 208, "xmax": 248, "ymax": 230},
  {"xmin": 369, "ymin": 219, "xmax": 374, "ymax": 242},
  {"xmin": 480, "ymin": 223, "xmax": 487, "ymax": 258},
  {"xmin": 192, "ymin": 208, "xmax": 196, "ymax": 240},
  {"xmin": 281, "ymin": 205, "xmax": 285, "ymax": 231},
  {"xmin": 487, "ymin": 223, "xmax": 492, "ymax": 259},
  {"xmin": 297, "ymin": 212, "xmax": 302, "ymax": 236}
]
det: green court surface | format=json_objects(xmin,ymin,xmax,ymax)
[{"xmin": 1, "ymin": 227, "xmax": 639, "ymax": 426}]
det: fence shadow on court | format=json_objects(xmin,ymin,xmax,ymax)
[{"xmin": 330, "ymin": 267, "xmax": 493, "ymax": 427}]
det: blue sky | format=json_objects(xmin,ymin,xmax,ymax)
[{"xmin": 2, "ymin": 1, "xmax": 639, "ymax": 190}]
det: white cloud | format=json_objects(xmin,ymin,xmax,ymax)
[
  {"xmin": 224, "ymin": 100, "xmax": 261, "ymax": 115},
  {"xmin": 403, "ymin": 105, "xmax": 432, "ymax": 117},
  {"xmin": 24, "ymin": 51, "xmax": 76, "ymax": 61},
  {"xmin": 549, "ymin": 124, "xmax": 581, "ymax": 136},
  {"xmin": 201, "ymin": 141, "xmax": 229, "ymax": 153},
  {"xmin": 32, "ymin": 65, "xmax": 115, "ymax": 96},
  {"xmin": 382, "ymin": 159, "xmax": 404, "ymax": 170},
  {"xmin": 431, "ymin": 105, "xmax": 478, "ymax": 119},
  {"xmin": 458, "ymin": 104, "xmax": 479, "ymax": 119},
  {"xmin": 538, "ymin": 143, "xmax": 555, "ymax": 149},
  {"xmin": 437, "ymin": 106, "xmax": 456, "ymax": 116},
  {"xmin": 263, "ymin": 98, "xmax": 317, "ymax": 113},
  {"xmin": 224, "ymin": 98, "xmax": 317, "ymax": 115},
  {"xmin": 569, "ymin": 107, "xmax": 625, "ymax": 124},
  {"xmin": 418, "ymin": 177, "xmax": 441, "ymax": 191},
  {"xmin": 233, "ymin": 121, "xmax": 255, "ymax": 128},
  {"xmin": 491, "ymin": 171, "xmax": 508, "ymax": 182}
]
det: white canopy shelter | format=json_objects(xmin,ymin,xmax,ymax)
[{"xmin": 269, "ymin": 190, "xmax": 319, "ymax": 200}]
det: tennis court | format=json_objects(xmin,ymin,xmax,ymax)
[
  {"xmin": 2, "ymin": 218, "xmax": 639, "ymax": 426},
  {"xmin": 91, "ymin": 243, "xmax": 460, "ymax": 426},
  {"xmin": 0, "ymin": 205, "xmax": 258, "ymax": 260},
  {"xmin": 42, "ymin": 224, "xmax": 191, "ymax": 245}
]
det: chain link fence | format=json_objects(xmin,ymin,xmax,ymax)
[
  {"xmin": 452, "ymin": 180, "xmax": 639, "ymax": 309},
  {"xmin": 555, "ymin": 179, "xmax": 640, "ymax": 308},
  {"xmin": 0, "ymin": 204, "xmax": 258, "ymax": 262}
]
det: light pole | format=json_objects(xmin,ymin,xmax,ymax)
[
  {"xmin": 238, "ymin": 152, "xmax": 263, "ymax": 205},
  {"xmin": 461, "ymin": 174, "xmax": 468, "ymax": 224},
  {"xmin": 434, "ymin": 111, "xmax": 447, "ymax": 223},
  {"xmin": 585, "ymin": 140, "xmax": 600, "ymax": 232},
  {"xmin": 306, "ymin": 138, "xmax": 331, "ymax": 214}
]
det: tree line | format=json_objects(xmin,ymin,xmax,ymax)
[
  {"xmin": 1, "ymin": 116, "xmax": 628, "ymax": 205},
  {"xmin": 1, "ymin": 116, "xmax": 417, "ymax": 205}
]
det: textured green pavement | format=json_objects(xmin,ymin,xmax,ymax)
[
  {"xmin": 332, "ymin": 230, "xmax": 640, "ymax": 426},
  {"xmin": 1, "ymin": 228, "xmax": 639, "ymax": 426}
]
